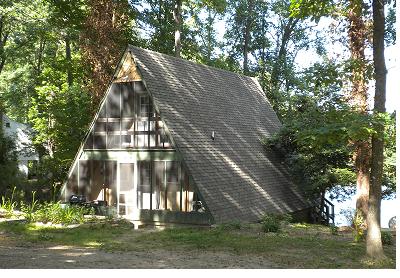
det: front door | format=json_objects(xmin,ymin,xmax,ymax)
[{"xmin": 118, "ymin": 163, "xmax": 135, "ymax": 216}]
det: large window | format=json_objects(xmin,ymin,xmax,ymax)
[
  {"xmin": 136, "ymin": 161, "xmax": 199, "ymax": 212},
  {"xmin": 84, "ymin": 82, "xmax": 172, "ymax": 150}
]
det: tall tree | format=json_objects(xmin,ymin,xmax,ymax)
[
  {"xmin": 366, "ymin": 0, "xmax": 386, "ymax": 259},
  {"xmin": 80, "ymin": 0, "xmax": 138, "ymax": 106},
  {"xmin": 347, "ymin": 0, "xmax": 370, "ymax": 223},
  {"xmin": 289, "ymin": 0, "xmax": 373, "ymax": 224},
  {"xmin": 225, "ymin": 0, "xmax": 259, "ymax": 75},
  {"xmin": 188, "ymin": 0, "xmax": 227, "ymax": 65}
]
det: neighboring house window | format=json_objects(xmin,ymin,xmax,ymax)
[
  {"xmin": 5, "ymin": 122, "xmax": 10, "ymax": 128},
  {"xmin": 27, "ymin": 160, "xmax": 38, "ymax": 180}
]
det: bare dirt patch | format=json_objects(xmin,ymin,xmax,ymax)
[{"xmin": 0, "ymin": 233, "xmax": 278, "ymax": 269}]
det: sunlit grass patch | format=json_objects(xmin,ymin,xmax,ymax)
[{"xmin": 0, "ymin": 220, "xmax": 395, "ymax": 268}]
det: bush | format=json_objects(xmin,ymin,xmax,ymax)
[
  {"xmin": 18, "ymin": 191, "xmax": 94, "ymax": 225},
  {"xmin": 261, "ymin": 213, "xmax": 281, "ymax": 233},
  {"xmin": 34, "ymin": 203, "xmax": 93, "ymax": 225},
  {"xmin": 381, "ymin": 231, "xmax": 394, "ymax": 245}
]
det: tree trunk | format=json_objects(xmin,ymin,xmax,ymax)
[
  {"xmin": 65, "ymin": 33, "xmax": 73, "ymax": 86},
  {"xmin": 347, "ymin": 0, "xmax": 370, "ymax": 222},
  {"xmin": 0, "ymin": 15, "xmax": 9, "ymax": 75},
  {"xmin": 206, "ymin": 9, "xmax": 213, "ymax": 62},
  {"xmin": 173, "ymin": 0, "xmax": 182, "ymax": 58},
  {"xmin": 270, "ymin": 17, "xmax": 298, "ymax": 89},
  {"xmin": 243, "ymin": 0, "xmax": 254, "ymax": 75},
  {"xmin": 366, "ymin": 0, "xmax": 386, "ymax": 259}
]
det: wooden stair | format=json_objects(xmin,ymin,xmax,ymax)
[{"xmin": 311, "ymin": 195, "xmax": 335, "ymax": 226}]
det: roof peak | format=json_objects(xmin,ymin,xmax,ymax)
[{"xmin": 127, "ymin": 45, "xmax": 257, "ymax": 81}]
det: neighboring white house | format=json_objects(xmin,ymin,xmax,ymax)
[{"xmin": 1, "ymin": 113, "xmax": 39, "ymax": 178}]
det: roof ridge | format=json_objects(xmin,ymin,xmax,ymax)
[{"xmin": 127, "ymin": 45, "xmax": 258, "ymax": 82}]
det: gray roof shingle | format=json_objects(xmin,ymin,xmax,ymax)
[{"xmin": 128, "ymin": 46, "xmax": 310, "ymax": 223}]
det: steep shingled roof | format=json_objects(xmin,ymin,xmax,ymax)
[{"xmin": 128, "ymin": 46, "xmax": 310, "ymax": 223}]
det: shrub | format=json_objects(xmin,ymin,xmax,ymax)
[
  {"xmin": 261, "ymin": 213, "xmax": 281, "ymax": 233},
  {"xmin": 0, "ymin": 186, "xmax": 17, "ymax": 218},
  {"xmin": 381, "ymin": 231, "xmax": 394, "ymax": 245}
]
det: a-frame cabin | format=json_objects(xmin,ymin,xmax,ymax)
[{"xmin": 61, "ymin": 46, "xmax": 311, "ymax": 226}]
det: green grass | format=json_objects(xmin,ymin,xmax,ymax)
[{"xmin": 0, "ymin": 220, "xmax": 395, "ymax": 268}]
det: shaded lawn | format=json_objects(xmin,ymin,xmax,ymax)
[{"xmin": 0, "ymin": 220, "xmax": 395, "ymax": 269}]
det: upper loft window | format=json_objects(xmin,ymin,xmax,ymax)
[
  {"xmin": 84, "ymin": 82, "xmax": 172, "ymax": 150},
  {"xmin": 5, "ymin": 122, "xmax": 10, "ymax": 128}
]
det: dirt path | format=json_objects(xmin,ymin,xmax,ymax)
[{"xmin": 0, "ymin": 235, "xmax": 278, "ymax": 269}]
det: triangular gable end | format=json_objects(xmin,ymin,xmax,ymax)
[
  {"xmin": 114, "ymin": 51, "xmax": 142, "ymax": 83},
  {"xmin": 61, "ymin": 50, "xmax": 213, "ymax": 225}
]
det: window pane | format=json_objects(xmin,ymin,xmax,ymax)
[
  {"xmin": 107, "ymin": 121, "xmax": 120, "ymax": 132},
  {"xmin": 94, "ymin": 121, "xmax": 106, "ymax": 132},
  {"xmin": 66, "ymin": 163, "xmax": 79, "ymax": 196},
  {"xmin": 79, "ymin": 160, "xmax": 91, "ymax": 196},
  {"xmin": 166, "ymin": 161, "xmax": 180, "ymax": 211},
  {"xmin": 98, "ymin": 104, "xmax": 106, "ymax": 118},
  {"xmin": 134, "ymin": 81, "xmax": 146, "ymax": 93},
  {"xmin": 120, "ymin": 163, "xmax": 134, "ymax": 192},
  {"xmin": 182, "ymin": 171, "xmax": 195, "ymax": 212},
  {"xmin": 153, "ymin": 161, "xmax": 166, "ymax": 210},
  {"xmin": 121, "ymin": 83, "xmax": 134, "ymax": 117},
  {"xmin": 121, "ymin": 119, "xmax": 134, "ymax": 132},
  {"xmin": 84, "ymin": 133, "xmax": 93, "ymax": 149},
  {"xmin": 122, "ymin": 135, "xmax": 133, "ymax": 148},
  {"xmin": 137, "ymin": 134, "xmax": 148, "ymax": 147},
  {"xmin": 107, "ymin": 135, "xmax": 120, "ymax": 149},
  {"xmin": 119, "ymin": 205, "xmax": 126, "ymax": 215},
  {"xmin": 140, "ymin": 96, "xmax": 149, "ymax": 117},
  {"xmin": 93, "ymin": 135, "xmax": 106, "ymax": 149},
  {"xmin": 104, "ymin": 161, "xmax": 117, "ymax": 206},
  {"xmin": 137, "ymin": 121, "xmax": 148, "ymax": 131},
  {"xmin": 106, "ymin": 84, "xmax": 121, "ymax": 118}
]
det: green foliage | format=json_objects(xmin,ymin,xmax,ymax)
[
  {"xmin": 28, "ymin": 83, "xmax": 92, "ymax": 186},
  {"xmin": 0, "ymin": 186, "xmax": 17, "ymax": 217},
  {"xmin": 329, "ymin": 225, "xmax": 339, "ymax": 235},
  {"xmin": 289, "ymin": 0, "xmax": 336, "ymax": 21},
  {"xmin": 340, "ymin": 208, "xmax": 366, "ymax": 242},
  {"xmin": 20, "ymin": 199, "xmax": 93, "ymax": 225},
  {"xmin": 381, "ymin": 231, "xmax": 394, "ymax": 246},
  {"xmin": 20, "ymin": 191, "xmax": 39, "ymax": 222},
  {"xmin": 218, "ymin": 221, "xmax": 242, "ymax": 231},
  {"xmin": 0, "ymin": 111, "xmax": 22, "ymax": 193},
  {"xmin": 261, "ymin": 213, "xmax": 282, "ymax": 233}
]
